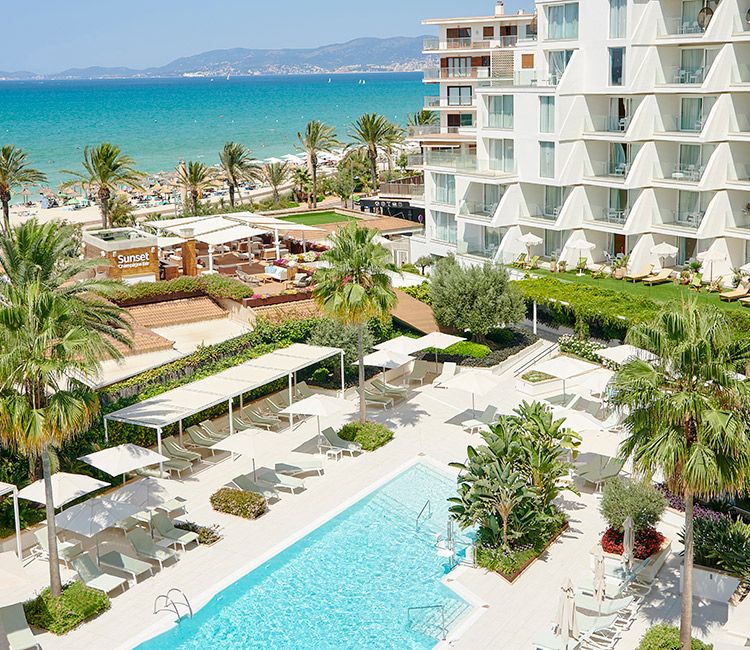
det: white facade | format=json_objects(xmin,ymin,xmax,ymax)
[{"xmin": 412, "ymin": 0, "xmax": 750, "ymax": 284}]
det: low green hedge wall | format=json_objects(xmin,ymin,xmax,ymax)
[
  {"xmin": 338, "ymin": 421, "xmax": 394, "ymax": 451},
  {"xmin": 24, "ymin": 582, "xmax": 110, "ymax": 635},
  {"xmin": 210, "ymin": 488, "xmax": 268, "ymax": 519},
  {"xmin": 111, "ymin": 274, "xmax": 256, "ymax": 304}
]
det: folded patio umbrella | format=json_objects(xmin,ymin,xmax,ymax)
[
  {"xmin": 622, "ymin": 516, "xmax": 635, "ymax": 573},
  {"xmin": 79, "ymin": 444, "xmax": 169, "ymax": 482},
  {"xmin": 593, "ymin": 545, "xmax": 607, "ymax": 613},
  {"xmin": 555, "ymin": 578, "xmax": 580, "ymax": 645},
  {"xmin": 18, "ymin": 472, "xmax": 110, "ymax": 509}
]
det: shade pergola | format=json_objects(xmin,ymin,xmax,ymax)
[
  {"xmin": 532, "ymin": 357, "xmax": 601, "ymax": 398},
  {"xmin": 0, "ymin": 483, "xmax": 21, "ymax": 558},
  {"xmin": 18, "ymin": 472, "xmax": 110, "ymax": 509},
  {"xmin": 104, "ymin": 344, "xmax": 345, "ymax": 465},
  {"xmin": 595, "ymin": 345, "xmax": 657, "ymax": 366}
]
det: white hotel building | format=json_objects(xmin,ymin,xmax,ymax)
[{"xmin": 406, "ymin": 0, "xmax": 750, "ymax": 283}]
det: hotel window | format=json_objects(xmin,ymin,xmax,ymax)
[
  {"xmin": 489, "ymin": 139, "xmax": 515, "ymax": 172},
  {"xmin": 609, "ymin": 47, "xmax": 625, "ymax": 86},
  {"xmin": 540, "ymin": 96, "xmax": 555, "ymax": 133},
  {"xmin": 680, "ymin": 96, "xmax": 714, "ymax": 131},
  {"xmin": 521, "ymin": 53, "xmax": 535, "ymax": 69},
  {"xmin": 432, "ymin": 211, "xmax": 457, "ymax": 244},
  {"xmin": 447, "ymin": 113, "xmax": 474, "ymax": 128},
  {"xmin": 488, "ymin": 95, "xmax": 514, "ymax": 129},
  {"xmin": 434, "ymin": 173, "xmax": 456, "ymax": 205},
  {"xmin": 548, "ymin": 50, "xmax": 573, "ymax": 84},
  {"xmin": 544, "ymin": 229, "xmax": 563, "ymax": 257},
  {"xmin": 540, "ymin": 142, "xmax": 556, "ymax": 178},
  {"xmin": 447, "ymin": 86, "xmax": 472, "ymax": 107},
  {"xmin": 609, "ymin": 0, "xmax": 627, "ymax": 38},
  {"xmin": 483, "ymin": 26, "xmax": 495, "ymax": 39},
  {"xmin": 548, "ymin": 3, "xmax": 579, "ymax": 40},
  {"xmin": 446, "ymin": 57, "xmax": 472, "ymax": 78},
  {"xmin": 544, "ymin": 185, "xmax": 564, "ymax": 217}
]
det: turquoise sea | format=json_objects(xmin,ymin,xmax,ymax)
[{"xmin": 0, "ymin": 72, "xmax": 428, "ymax": 188}]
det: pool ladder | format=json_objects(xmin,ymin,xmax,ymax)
[
  {"xmin": 407, "ymin": 604, "xmax": 447, "ymax": 641},
  {"xmin": 154, "ymin": 588, "xmax": 193, "ymax": 622},
  {"xmin": 416, "ymin": 499, "xmax": 431, "ymax": 530}
]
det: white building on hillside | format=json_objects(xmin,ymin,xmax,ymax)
[{"xmin": 409, "ymin": 0, "xmax": 750, "ymax": 284}]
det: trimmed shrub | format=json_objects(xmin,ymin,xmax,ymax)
[
  {"xmin": 685, "ymin": 514, "xmax": 750, "ymax": 578},
  {"xmin": 24, "ymin": 582, "xmax": 110, "ymax": 635},
  {"xmin": 601, "ymin": 477, "xmax": 667, "ymax": 533},
  {"xmin": 338, "ymin": 421, "xmax": 393, "ymax": 451},
  {"xmin": 210, "ymin": 488, "xmax": 268, "ymax": 519},
  {"xmin": 111, "ymin": 274, "xmax": 255, "ymax": 304},
  {"xmin": 400, "ymin": 281, "xmax": 431, "ymax": 305},
  {"xmin": 637, "ymin": 625, "xmax": 712, "ymax": 650}
]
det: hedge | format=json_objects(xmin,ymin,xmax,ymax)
[
  {"xmin": 24, "ymin": 582, "xmax": 110, "ymax": 635},
  {"xmin": 637, "ymin": 625, "xmax": 712, "ymax": 650},
  {"xmin": 210, "ymin": 488, "xmax": 268, "ymax": 519},
  {"xmin": 111, "ymin": 274, "xmax": 256, "ymax": 304},
  {"xmin": 338, "ymin": 421, "xmax": 394, "ymax": 451}
]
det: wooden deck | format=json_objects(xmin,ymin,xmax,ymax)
[{"xmin": 391, "ymin": 289, "xmax": 439, "ymax": 334}]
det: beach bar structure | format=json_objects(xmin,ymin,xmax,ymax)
[
  {"xmin": 103, "ymin": 344, "xmax": 345, "ymax": 466},
  {"xmin": 83, "ymin": 228, "xmax": 160, "ymax": 284}
]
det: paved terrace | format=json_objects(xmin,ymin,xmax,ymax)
[{"xmin": 7, "ymin": 358, "xmax": 744, "ymax": 650}]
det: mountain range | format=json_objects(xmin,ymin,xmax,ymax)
[{"xmin": 0, "ymin": 37, "xmax": 430, "ymax": 80}]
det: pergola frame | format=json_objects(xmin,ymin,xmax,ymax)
[{"xmin": 0, "ymin": 482, "xmax": 22, "ymax": 558}]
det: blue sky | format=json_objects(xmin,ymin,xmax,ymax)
[{"xmin": 2, "ymin": 0, "xmax": 530, "ymax": 73}]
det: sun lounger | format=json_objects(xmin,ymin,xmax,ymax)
[
  {"xmin": 407, "ymin": 360, "xmax": 430, "ymax": 386},
  {"xmin": 433, "ymin": 362, "xmax": 457, "ymax": 388},
  {"xmin": 264, "ymin": 395, "xmax": 289, "ymax": 416},
  {"xmin": 590, "ymin": 264, "xmax": 608, "ymax": 279},
  {"xmin": 275, "ymin": 460, "xmax": 324, "ymax": 477},
  {"xmin": 511, "ymin": 253, "xmax": 526, "ymax": 268},
  {"xmin": 688, "ymin": 272, "xmax": 703, "ymax": 291},
  {"xmin": 623, "ymin": 264, "xmax": 653, "ymax": 282},
  {"xmin": 463, "ymin": 405, "xmax": 498, "ymax": 434},
  {"xmin": 532, "ymin": 613, "xmax": 620, "ymax": 650},
  {"xmin": 199, "ymin": 420, "xmax": 230, "ymax": 441},
  {"xmin": 525, "ymin": 255, "xmax": 541, "ymax": 270},
  {"xmin": 720, "ymin": 282, "xmax": 750, "ymax": 302},
  {"xmin": 240, "ymin": 409, "xmax": 281, "ymax": 430},
  {"xmin": 185, "ymin": 426, "xmax": 220, "ymax": 455},
  {"xmin": 162, "ymin": 436, "xmax": 201, "ymax": 463},
  {"xmin": 578, "ymin": 457, "xmax": 626, "ymax": 490},
  {"xmin": 151, "ymin": 513, "xmax": 200, "ymax": 550},
  {"xmin": 707, "ymin": 276, "xmax": 723, "ymax": 293},
  {"xmin": 371, "ymin": 378, "xmax": 409, "ymax": 399},
  {"xmin": 294, "ymin": 381, "xmax": 317, "ymax": 400},
  {"xmin": 576, "ymin": 594, "xmax": 635, "ymax": 616},
  {"xmin": 72, "ymin": 553, "xmax": 128, "ymax": 595},
  {"xmin": 33, "ymin": 526, "xmax": 83, "ymax": 567},
  {"xmin": 321, "ymin": 427, "xmax": 362, "ymax": 456},
  {"xmin": 0, "ymin": 603, "xmax": 40, "ymax": 650},
  {"xmin": 127, "ymin": 528, "xmax": 178, "ymax": 570},
  {"xmin": 642, "ymin": 268, "xmax": 673, "ymax": 286},
  {"xmin": 364, "ymin": 388, "xmax": 393, "ymax": 409},
  {"xmin": 255, "ymin": 469, "xmax": 306, "ymax": 493},
  {"xmin": 231, "ymin": 474, "xmax": 280, "ymax": 501}
]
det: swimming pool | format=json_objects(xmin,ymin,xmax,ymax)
[{"xmin": 135, "ymin": 462, "xmax": 473, "ymax": 650}]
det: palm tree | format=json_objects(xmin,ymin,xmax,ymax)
[
  {"xmin": 107, "ymin": 194, "xmax": 137, "ymax": 228},
  {"xmin": 0, "ymin": 145, "xmax": 47, "ymax": 234},
  {"xmin": 291, "ymin": 166, "xmax": 312, "ymax": 206},
  {"xmin": 218, "ymin": 142, "xmax": 258, "ymax": 208},
  {"xmin": 407, "ymin": 110, "xmax": 439, "ymax": 127},
  {"xmin": 177, "ymin": 160, "xmax": 215, "ymax": 216},
  {"xmin": 61, "ymin": 143, "xmax": 144, "ymax": 228},
  {"xmin": 610, "ymin": 299, "xmax": 750, "ymax": 650},
  {"xmin": 297, "ymin": 121, "xmax": 340, "ymax": 208},
  {"xmin": 348, "ymin": 113, "xmax": 400, "ymax": 187},
  {"xmin": 0, "ymin": 219, "xmax": 132, "ymax": 597},
  {"xmin": 313, "ymin": 222, "xmax": 397, "ymax": 423},
  {"xmin": 261, "ymin": 162, "xmax": 289, "ymax": 205}
]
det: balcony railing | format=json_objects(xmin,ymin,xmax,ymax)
[
  {"xmin": 662, "ymin": 115, "xmax": 704, "ymax": 133},
  {"xmin": 671, "ymin": 210, "xmax": 705, "ymax": 228},
  {"xmin": 589, "ymin": 115, "xmax": 631, "ymax": 133},
  {"xmin": 407, "ymin": 125, "xmax": 475, "ymax": 137},
  {"xmin": 416, "ymin": 150, "xmax": 516, "ymax": 176},
  {"xmin": 526, "ymin": 204, "xmax": 560, "ymax": 221},
  {"xmin": 670, "ymin": 163, "xmax": 705, "ymax": 182},
  {"xmin": 461, "ymin": 242, "xmax": 500, "ymax": 259},
  {"xmin": 590, "ymin": 161, "xmax": 632, "ymax": 178},
  {"xmin": 379, "ymin": 181, "xmax": 424, "ymax": 200},
  {"xmin": 592, "ymin": 207, "xmax": 629, "ymax": 224},
  {"xmin": 734, "ymin": 164, "xmax": 750, "ymax": 182},
  {"xmin": 664, "ymin": 17, "xmax": 706, "ymax": 36},
  {"xmin": 459, "ymin": 199, "xmax": 499, "ymax": 219},
  {"xmin": 424, "ymin": 96, "xmax": 475, "ymax": 109},
  {"xmin": 669, "ymin": 67, "xmax": 706, "ymax": 84},
  {"xmin": 423, "ymin": 66, "xmax": 492, "ymax": 80},
  {"xmin": 476, "ymin": 70, "xmax": 559, "ymax": 88},
  {"xmin": 423, "ymin": 36, "xmax": 519, "ymax": 51}
]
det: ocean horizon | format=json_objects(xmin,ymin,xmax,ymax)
[{"xmin": 0, "ymin": 72, "xmax": 428, "ymax": 191}]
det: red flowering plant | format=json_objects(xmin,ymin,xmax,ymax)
[{"xmin": 602, "ymin": 526, "xmax": 666, "ymax": 559}]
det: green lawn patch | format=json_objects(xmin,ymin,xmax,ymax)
[
  {"xmin": 24, "ymin": 582, "xmax": 110, "ymax": 635},
  {"xmin": 338, "ymin": 421, "xmax": 393, "ymax": 451},
  {"xmin": 520, "ymin": 370, "xmax": 556, "ymax": 383},
  {"xmin": 279, "ymin": 211, "xmax": 353, "ymax": 226}
]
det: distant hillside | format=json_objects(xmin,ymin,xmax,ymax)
[{"xmin": 7, "ymin": 37, "xmax": 430, "ymax": 80}]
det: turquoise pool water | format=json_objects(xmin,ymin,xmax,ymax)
[{"xmin": 135, "ymin": 463, "xmax": 472, "ymax": 650}]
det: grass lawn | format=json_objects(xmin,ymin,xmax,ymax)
[
  {"xmin": 529, "ymin": 268, "xmax": 747, "ymax": 313},
  {"xmin": 279, "ymin": 211, "xmax": 353, "ymax": 226}
]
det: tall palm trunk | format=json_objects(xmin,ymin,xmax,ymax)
[
  {"xmin": 369, "ymin": 149, "xmax": 378, "ymax": 187},
  {"xmin": 311, "ymin": 162, "xmax": 318, "ymax": 209},
  {"xmin": 1, "ymin": 195, "xmax": 10, "ymax": 234},
  {"xmin": 228, "ymin": 183, "xmax": 236, "ymax": 208},
  {"xmin": 681, "ymin": 490, "xmax": 694, "ymax": 650},
  {"xmin": 357, "ymin": 324, "xmax": 366, "ymax": 424},
  {"xmin": 97, "ymin": 188, "xmax": 110, "ymax": 228},
  {"xmin": 191, "ymin": 190, "xmax": 199, "ymax": 215},
  {"xmin": 42, "ymin": 446, "xmax": 63, "ymax": 597}
]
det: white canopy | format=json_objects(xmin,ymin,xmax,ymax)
[
  {"xmin": 195, "ymin": 224, "xmax": 266, "ymax": 247},
  {"xmin": 281, "ymin": 394, "xmax": 357, "ymax": 418},
  {"xmin": 570, "ymin": 239, "xmax": 595, "ymax": 251},
  {"xmin": 650, "ymin": 242, "xmax": 679, "ymax": 257},
  {"xmin": 360, "ymin": 349, "xmax": 414, "ymax": 370},
  {"xmin": 375, "ymin": 336, "xmax": 430, "ymax": 356},
  {"xmin": 533, "ymin": 356, "xmax": 601, "ymax": 381},
  {"xmin": 157, "ymin": 235, "xmax": 185, "ymax": 249},
  {"xmin": 439, "ymin": 370, "xmax": 503, "ymax": 396},
  {"xmin": 18, "ymin": 472, "xmax": 109, "ymax": 509},
  {"xmin": 55, "ymin": 497, "xmax": 140, "ymax": 538},
  {"xmin": 595, "ymin": 345, "xmax": 657, "ymax": 366},
  {"xmin": 211, "ymin": 430, "xmax": 265, "ymax": 457},
  {"xmin": 519, "ymin": 233, "xmax": 543, "ymax": 247},
  {"xmin": 551, "ymin": 406, "xmax": 605, "ymax": 433},
  {"xmin": 109, "ymin": 477, "xmax": 175, "ymax": 511},
  {"xmin": 418, "ymin": 332, "xmax": 465, "ymax": 350},
  {"xmin": 79, "ymin": 444, "xmax": 169, "ymax": 477}
]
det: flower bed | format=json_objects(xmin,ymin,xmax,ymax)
[
  {"xmin": 602, "ymin": 526, "xmax": 666, "ymax": 560},
  {"xmin": 242, "ymin": 289, "xmax": 313, "ymax": 308}
]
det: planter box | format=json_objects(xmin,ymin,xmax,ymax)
[
  {"xmin": 681, "ymin": 563, "xmax": 740, "ymax": 603},
  {"xmin": 242, "ymin": 290, "xmax": 313, "ymax": 308},
  {"xmin": 115, "ymin": 290, "xmax": 205, "ymax": 307},
  {"xmin": 516, "ymin": 376, "xmax": 563, "ymax": 398},
  {"xmin": 591, "ymin": 537, "xmax": 672, "ymax": 584}
]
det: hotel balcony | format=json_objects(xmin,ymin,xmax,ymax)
[
  {"xmin": 524, "ymin": 204, "xmax": 561, "ymax": 223},
  {"xmin": 423, "ymin": 35, "xmax": 520, "ymax": 52},
  {"xmin": 587, "ymin": 115, "xmax": 631, "ymax": 135},
  {"xmin": 423, "ymin": 66, "xmax": 492, "ymax": 81},
  {"xmin": 664, "ymin": 210, "xmax": 705, "ymax": 229},
  {"xmin": 662, "ymin": 16, "xmax": 707, "ymax": 37},
  {"xmin": 378, "ymin": 180, "xmax": 425, "ymax": 201},
  {"xmin": 666, "ymin": 66, "xmax": 706, "ymax": 85},
  {"xmin": 458, "ymin": 199, "xmax": 499, "ymax": 221},
  {"xmin": 667, "ymin": 163, "xmax": 705, "ymax": 183},
  {"xmin": 589, "ymin": 207, "xmax": 629, "ymax": 226},
  {"xmin": 415, "ymin": 150, "xmax": 516, "ymax": 178},
  {"xmin": 589, "ymin": 160, "xmax": 632, "ymax": 180},
  {"xmin": 476, "ymin": 70, "xmax": 559, "ymax": 89},
  {"xmin": 424, "ymin": 96, "xmax": 475, "ymax": 110}
]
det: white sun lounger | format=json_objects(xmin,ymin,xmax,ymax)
[
  {"xmin": 274, "ymin": 460, "xmax": 324, "ymax": 476},
  {"xmin": 256, "ymin": 469, "xmax": 306, "ymax": 493}
]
